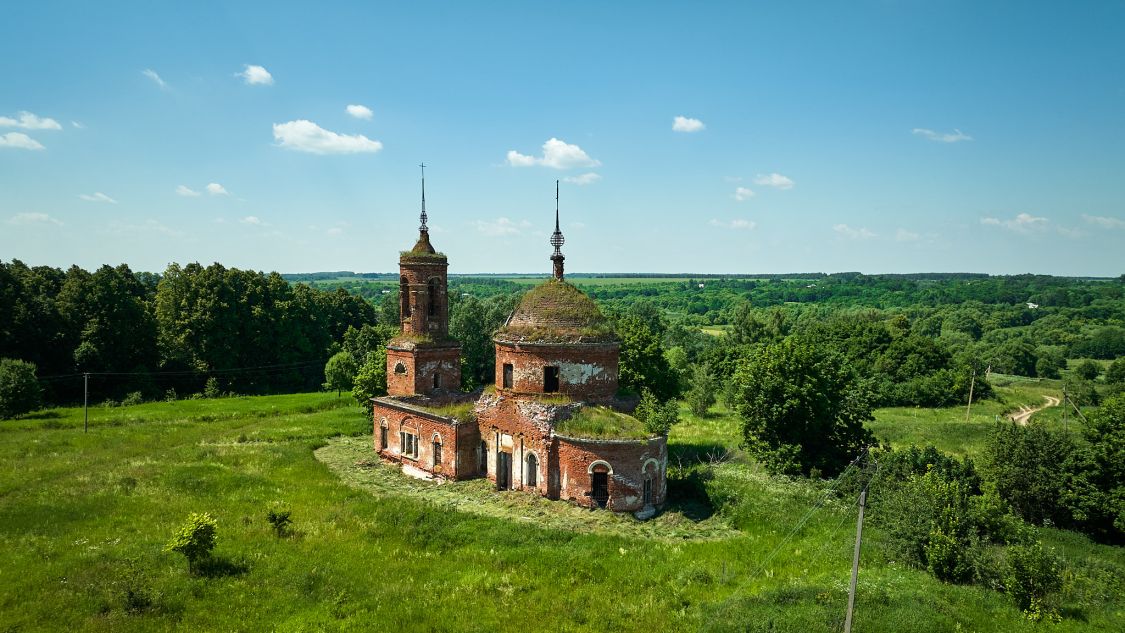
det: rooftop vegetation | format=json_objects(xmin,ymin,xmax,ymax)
[
  {"xmin": 417, "ymin": 400, "xmax": 475, "ymax": 424},
  {"xmin": 554, "ymin": 406, "xmax": 650, "ymax": 440}
]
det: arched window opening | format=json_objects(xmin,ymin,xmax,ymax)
[
  {"xmin": 379, "ymin": 418, "xmax": 389, "ymax": 450},
  {"xmin": 427, "ymin": 278, "xmax": 439, "ymax": 318},
  {"xmin": 526, "ymin": 453, "xmax": 538, "ymax": 487},
  {"xmin": 591, "ymin": 463, "xmax": 610, "ymax": 508},
  {"xmin": 643, "ymin": 477, "xmax": 653, "ymax": 505},
  {"xmin": 433, "ymin": 437, "xmax": 442, "ymax": 467},
  {"xmin": 394, "ymin": 362, "xmax": 408, "ymax": 375},
  {"xmin": 400, "ymin": 277, "xmax": 411, "ymax": 318}
]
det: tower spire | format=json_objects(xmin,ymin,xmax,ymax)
[
  {"xmin": 550, "ymin": 179, "xmax": 565, "ymax": 280},
  {"xmin": 419, "ymin": 162, "xmax": 428, "ymax": 232}
]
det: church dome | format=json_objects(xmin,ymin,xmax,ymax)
[{"xmin": 495, "ymin": 279, "xmax": 617, "ymax": 344}]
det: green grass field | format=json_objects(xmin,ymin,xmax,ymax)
[{"xmin": 1, "ymin": 392, "xmax": 1121, "ymax": 631}]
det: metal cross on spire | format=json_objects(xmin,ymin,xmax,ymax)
[
  {"xmin": 419, "ymin": 162, "xmax": 428, "ymax": 232},
  {"xmin": 550, "ymin": 179, "xmax": 565, "ymax": 256}
]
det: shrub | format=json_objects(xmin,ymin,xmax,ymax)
[
  {"xmin": 1106, "ymin": 357, "xmax": 1125, "ymax": 385},
  {"xmin": 164, "ymin": 512, "xmax": 217, "ymax": 574},
  {"xmin": 984, "ymin": 423, "xmax": 1074, "ymax": 526},
  {"xmin": 685, "ymin": 365, "xmax": 717, "ymax": 416},
  {"xmin": 203, "ymin": 377, "xmax": 221, "ymax": 399},
  {"xmin": 1074, "ymin": 359, "xmax": 1102, "ymax": 381},
  {"xmin": 121, "ymin": 391, "xmax": 144, "ymax": 406},
  {"xmin": 267, "ymin": 506, "xmax": 292, "ymax": 538},
  {"xmin": 1004, "ymin": 540, "xmax": 1063, "ymax": 622},
  {"xmin": 634, "ymin": 388, "xmax": 680, "ymax": 435},
  {"xmin": 0, "ymin": 358, "xmax": 42, "ymax": 419}
]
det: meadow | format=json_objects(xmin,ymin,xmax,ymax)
[{"xmin": 1, "ymin": 389, "xmax": 1122, "ymax": 632}]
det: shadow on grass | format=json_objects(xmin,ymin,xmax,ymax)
[
  {"xmin": 196, "ymin": 555, "xmax": 250, "ymax": 578},
  {"xmin": 22, "ymin": 410, "xmax": 63, "ymax": 420},
  {"xmin": 665, "ymin": 441, "xmax": 735, "ymax": 521}
]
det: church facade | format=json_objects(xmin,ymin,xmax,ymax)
[{"xmin": 371, "ymin": 181, "xmax": 667, "ymax": 518}]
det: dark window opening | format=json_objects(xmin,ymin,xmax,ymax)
[
  {"xmin": 480, "ymin": 441, "xmax": 488, "ymax": 475},
  {"xmin": 433, "ymin": 440, "xmax": 442, "ymax": 467},
  {"xmin": 543, "ymin": 366, "xmax": 560, "ymax": 393},
  {"xmin": 400, "ymin": 277, "xmax": 410, "ymax": 318},
  {"xmin": 380, "ymin": 426, "xmax": 388, "ymax": 450},
  {"xmin": 502, "ymin": 363, "xmax": 513, "ymax": 389},
  {"xmin": 433, "ymin": 373, "xmax": 441, "ymax": 389},
  {"xmin": 526, "ymin": 454, "xmax": 538, "ymax": 487},
  {"xmin": 643, "ymin": 477, "xmax": 652, "ymax": 505},
  {"xmin": 497, "ymin": 452, "xmax": 512, "ymax": 490},
  {"xmin": 400, "ymin": 431, "xmax": 418, "ymax": 459},
  {"xmin": 427, "ymin": 278, "xmax": 439, "ymax": 318},
  {"xmin": 592, "ymin": 471, "xmax": 609, "ymax": 508},
  {"xmin": 394, "ymin": 362, "xmax": 408, "ymax": 375}
]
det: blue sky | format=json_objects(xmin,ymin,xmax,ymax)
[{"xmin": 2, "ymin": 1, "xmax": 1123, "ymax": 276}]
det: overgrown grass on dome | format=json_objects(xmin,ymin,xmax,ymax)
[
  {"xmin": 418, "ymin": 401, "xmax": 475, "ymax": 424},
  {"xmin": 399, "ymin": 250, "xmax": 447, "ymax": 262},
  {"xmin": 555, "ymin": 406, "xmax": 650, "ymax": 440}
]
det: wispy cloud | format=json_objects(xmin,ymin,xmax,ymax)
[
  {"xmin": 273, "ymin": 119, "xmax": 383, "ymax": 154},
  {"xmin": 0, "ymin": 132, "xmax": 45, "ymax": 150},
  {"xmin": 709, "ymin": 218, "xmax": 756, "ymax": 230},
  {"xmin": 175, "ymin": 185, "xmax": 201, "ymax": 197},
  {"xmin": 506, "ymin": 138, "xmax": 600, "ymax": 169},
  {"xmin": 346, "ymin": 104, "xmax": 373, "ymax": 120},
  {"xmin": 564, "ymin": 172, "xmax": 601, "ymax": 186},
  {"xmin": 912, "ymin": 128, "xmax": 972, "ymax": 143},
  {"xmin": 980, "ymin": 213, "xmax": 1048, "ymax": 233},
  {"xmin": 78, "ymin": 192, "xmax": 117, "ymax": 204},
  {"xmin": 733, "ymin": 187, "xmax": 755, "ymax": 201},
  {"xmin": 71, "ymin": 121, "xmax": 84, "ymax": 129},
  {"xmin": 206, "ymin": 183, "xmax": 229, "ymax": 196},
  {"xmin": 834, "ymin": 224, "xmax": 876, "ymax": 239},
  {"xmin": 8, "ymin": 212, "xmax": 62, "ymax": 226},
  {"xmin": 0, "ymin": 111, "xmax": 62, "ymax": 130},
  {"xmin": 1081, "ymin": 214, "xmax": 1125, "ymax": 229},
  {"xmin": 105, "ymin": 219, "xmax": 183, "ymax": 237},
  {"xmin": 475, "ymin": 217, "xmax": 531, "ymax": 236},
  {"xmin": 237, "ymin": 64, "xmax": 273, "ymax": 85},
  {"xmin": 142, "ymin": 69, "xmax": 167, "ymax": 89},
  {"xmin": 672, "ymin": 116, "xmax": 705, "ymax": 133},
  {"xmin": 895, "ymin": 228, "xmax": 920, "ymax": 242},
  {"xmin": 240, "ymin": 216, "xmax": 265, "ymax": 226},
  {"xmin": 752, "ymin": 173, "xmax": 795, "ymax": 190}
]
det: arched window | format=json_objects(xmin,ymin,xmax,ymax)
[
  {"xmin": 525, "ymin": 453, "xmax": 538, "ymax": 487},
  {"xmin": 432, "ymin": 434, "xmax": 442, "ymax": 467},
  {"xmin": 400, "ymin": 276, "xmax": 409, "ymax": 319},
  {"xmin": 427, "ymin": 278, "xmax": 439, "ymax": 318},
  {"xmin": 394, "ymin": 362, "xmax": 408, "ymax": 375},
  {"xmin": 379, "ymin": 418, "xmax": 389, "ymax": 450}
]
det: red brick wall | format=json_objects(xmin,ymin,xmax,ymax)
[
  {"xmin": 555, "ymin": 435, "xmax": 667, "ymax": 511},
  {"xmin": 493, "ymin": 342, "xmax": 619, "ymax": 401},
  {"xmin": 373, "ymin": 399, "xmax": 463, "ymax": 477},
  {"xmin": 398, "ymin": 260, "xmax": 449, "ymax": 337},
  {"xmin": 386, "ymin": 345, "xmax": 461, "ymax": 397},
  {"xmin": 474, "ymin": 395, "xmax": 555, "ymax": 495}
]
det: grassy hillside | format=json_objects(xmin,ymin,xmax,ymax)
[{"xmin": 0, "ymin": 392, "xmax": 1121, "ymax": 631}]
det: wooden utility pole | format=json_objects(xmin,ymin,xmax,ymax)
[
  {"xmin": 965, "ymin": 368, "xmax": 976, "ymax": 421},
  {"xmin": 83, "ymin": 373, "xmax": 89, "ymax": 433},
  {"xmin": 844, "ymin": 488, "xmax": 867, "ymax": 633},
  {"xmin": 1062, "ymin": 385, "xmax": 1068, "ymax": 433}
]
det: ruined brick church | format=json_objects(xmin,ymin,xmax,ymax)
[{"xmin": 371, "ymin": 178, "xmax": 667, "ymax": 518}]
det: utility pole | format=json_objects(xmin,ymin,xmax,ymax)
[
  {"xmin": 844, "ymin": 487, "xmax": 868, "ymax": 633},
  {"xmin": 965, "ymin": 368, "xmax": 976, "ymax": 421},
  {"xmin": 1062, "ymin": 385, "xmax": 1068, "ymax": 433},
  {"xmin": 83, "ymin": 373, "xmax": 89, "ymax": 433}
]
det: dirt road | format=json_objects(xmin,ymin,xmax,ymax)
[{"xmin": 1008, "ymin": 395, "xmax": 1061, "ymax": 426}]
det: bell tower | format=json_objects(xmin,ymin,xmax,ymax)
[{"xmin": 386, "ymin": 164, "xmax": 461, "ymax": 397}]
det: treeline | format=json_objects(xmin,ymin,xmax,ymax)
[{"xmin": 1, "ymin": 260, "xmax": 377, "ymax": 404}]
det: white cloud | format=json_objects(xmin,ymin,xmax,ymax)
[
  {"xmin": 475, "ymin": 217, "xmax": 527, "ymax": 236},
  {"xmin": 1081, "ymin": 214, "xmax": 1125, "ymax": 229},
  {"xmin": 564, "ymin": 172, "xmax": 601, "ymax": 185},
  {"xmin": 506, "ymin": 138, "xmax": 600, "ymax": 169},
  {"xmin": 346, "ymin": 104, "xmax": 373, "ymax": 120},
  {"xmin": 834, "ymin": 224, "xmax": 876, "ymax": 239},
  {"xmin": 733, "ymin": 187, "xmax": 755, "ymax": 201},
  {"xmin": 895, "ymin": 228, "xmax": 920, "ymax": 242},
  {"xmin": 241, "ymin": 216, "xmax": 264, "ymax": 225},
  {"xmin": 78, "ymin": 192, "xmax": 117, "ymax": 204},
  {"xmin": 912, "ymin": 128, "xmax": 972, "ymax": 143},
  {"xmin": 980, "ymin": 213, "xmax": 1048, "ymax": 233},
  {"xmin": 273, "ymin": 119, "xmax": 383, "ymax": 154},
  {"xmin": 752, "ymin": 173, "xmax": 795, "ymax": 190},
  {"xmin": 142, "ymin": 69, "xmax": 167, "ymax": 89},
  {"xmin": 237, "ymin": 64, "xmax": 274, "ymax": 85},
  {"xmin": 672, "ymin": 116, "xmax": 705, "ymax": 133},
  {"xmin": 71, "ymin": 121, "xmax": 84, "ymax": 129},
  {"xmin": 8, "ymin": 212, "xmax": 62, "ymax": 226},
  {"xmin": 0, "ymin": 133, "xmax": 45, "ymax": 150},
  {"xmin": 709, "ymin": 218, "xmax": 756, "ymax": 230},
  {"xmin": 206, "ymin": 183, "xmax": 229, "ymax": 196},
  {"xmin": 0, "ymin": 111, "xmax": 62, "ymax": 130},
  {"xmin": 175, "ymin": 185, "xmax": 201, "ymax": 197}
]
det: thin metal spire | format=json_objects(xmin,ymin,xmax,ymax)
[
  {"xmin": 419, "ymin": 162, "xmax": 428, "ymax": 232},
  {"xmin": 550, "ymin": 179, "xmax": 565, "ymax": 257}
]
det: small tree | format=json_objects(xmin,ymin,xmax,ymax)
[
  {"xmin": 203, "ymin": 376, "xmax": 221, "ymax": 399},
  {"xmin": 266, "ymin": 506, "xmax": 292, "ymax": 538},
  {"xmin": 352, "ymin": 350, "xmax": 387, "ymax": 414},
  {"xmin": 1106, "ymin": 357, "xmax": 1125, "ymax": 385},
  {"xmin": 685, "ymin": 365, "xmax": 717, "ymax": 416},
  {"xmin": 0, "ymin": 358, "xmax": 42, "ymax": 420},
  {"xmin": 1004, "ymin": 540, "xmax": 1063, "ymax": 622},
  {"xmin": 1074, "ymin": 359, "xmax": 1102, "ymax": 381},
  {"xmin": 323, "ymin": 351, "xmax": 357, "ymax": 397},
  {"xmin": 634, "ymin": 388, "xmax": 680, "ymax": 436},
  {"xmin": 164, "ymin": 512, "xmax": 217, "ymax": 574}
]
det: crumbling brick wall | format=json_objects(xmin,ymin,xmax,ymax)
[
  {"xmin": 386, "ymin": 345, "xmax": 461, "ymax": 397},
  {"xmin": 494, "ymin": 341, "xmax": 619, "ymax": 401},
  {"xmin": 555, "ymin": 435, "xmax": 667, "ymax": 511}
]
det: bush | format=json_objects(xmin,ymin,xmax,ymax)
[
  {"xmin": 984, "ymin": 423, "xmax": 1074, "ymax": 526},
  {"xmin": 121, "ymin": 391, "xmax": 144, "ymax": 406},
  {"xmin": 164, "ymin": 512, "xmax": 217, "ymax": 574},
  {"xmin": 634, "ymin": 388, "xmax": 680, "ymax": 435},
  {"xmin": 266, "ymin": 506, "xmax": 292, "ymax": 538},
  {"xmin": 1106, "ymin": 357, "xmax": 1125, "ymax": 385},
  {"xmin": 1074, "ymin": 359, "xmax": 1102, "ymax": 381},
  {"xmin": 0, "ymin": 358, "xmax": 42, "ymax": 419},
  {"xmin": 685, "ymin": 365, "xmax": 717, "ymax": 416},
  {"xmin": 1004, "ymin": 540, "xmax": 1063, "ymax": 622},
  {"xmin": 203, "ymin": 377, "xmax": 221, "ymax": 399}
]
